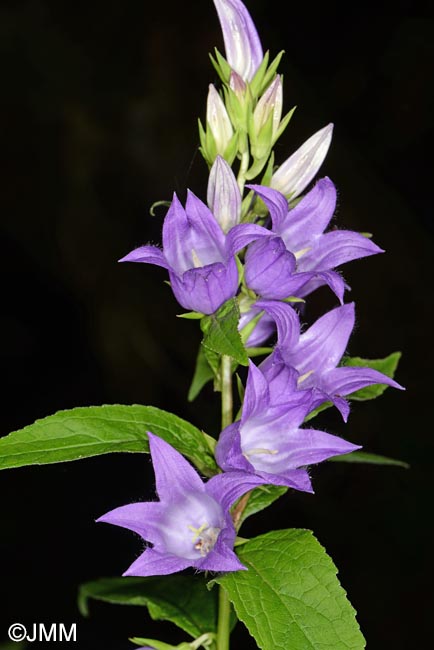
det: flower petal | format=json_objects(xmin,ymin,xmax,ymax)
[
  {"xmin": 246, "ymin": 184, "xmax": 289, "ymax": 230},
  {"xmin": 215, "ymin": 422, "xmax": 252, "ymax": 474},
  {"xmin": 298, "ymin": 230, "xmax": 384, "ymax": 272},
  {"xmin": 96, "ymin": 502, "xmax": 164, "ymax": 546},
  {"xmin": 206, "ymin": 468, "xmax": 269, "ymax": 511},
  {"xmin": 148, "ymin": 433, "xmax": 205, "ymax": 502},
  {"xmin": 270, "ymin": 124, "xmax": 333, "ymax": 197},
  {"xmin": 196, "ymin": 532, "xmax": 246, "ymax": 572},
  {"xmin": 277, "ymin": 427, "xmax": 361, "ymax": 468},
  {"xmin": 244, "ymin": 236, "xmax": 298, "ymax": 299},
  {"xmin": 123, "ymin": 548, "xmax": 191, "ymax": 577},
  {"xmin": 290, "ymin": 303, "xmax": 355, "ymax": 377},
  {"xmin": 256, "ymin": 300, "xmax": 301, "ymax": 350},
  {"xmin": 242, "ymin": 360, "xmax": 270, "ymax": 420},
  {"xmin": 169, "ymin": 258, "xmax": 238, "ymax": 314},
  {"xmin": 119, "ymin": 245, "xmax": 169, "ymax": 269},
  {"xmin": 321, "ymin": 366, "xmax": 405, "ymax": 397},
  {"xmin": 277, "ymin": 177, "xmax": 337, "ymax": 250},
  {"xmin": 225, "ymin": 222, "xmax": 270, "ymax": 257}
]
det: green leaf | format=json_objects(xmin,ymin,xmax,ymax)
[
  {"xmin": 303, "ymin": 401, "xmax": 333, "ymax": 422},
  {"xmin": 342, "ymin": 352, "xmax": 402, "ymax": 400},
  {"xmin": 330, "ymin": 451, "xmax": 409, "ymax": 469},
  {"xmin": 201, "ymin": 299, "xmax": 248, "ymax": 366},
  {"xmin": 0, "ymin": 405, "xmax": 217, "ymax": 476},
  {"xmin": 216, "ymin": 529, "xmax": 365, "ymax": 650},
  {"xmin": 236, "ymin": 485, "xmax": 288, "ymax": 527},
  {"xmin": 78, "ymin": 576, "xmax": 217, "ymax": 639},
  {"xmin": 188, "ymin": 347, "xmax": 214, "ymax": 402}
]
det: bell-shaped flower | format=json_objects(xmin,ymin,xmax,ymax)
[
  {"xmin": 207, "ymin": 155, "xmax": 241, "ymax": 233},
  {"xmin": 206, "ymin": 84, "xmax": 234, "ymax": 156},
  {"xmin": 98, "ymin": 433, "xmax": 266, "ymax": 576},
  {"xmin": 216, "ymin": 361, "xmax": 360, "ymax": 491},
  {"xmin": 259, "ymin": 300, "xmax": 404, "ymax": 420},
  {"xmin": 270, "ymin": 123, "xmax": 333, "ymax": 198},
  {"xmin": 213, "ymin": 0, "xmax": 263, "ymax": 81},
  {"xmin": 244, "ymin": 177, "xmax": 383, "ymax": 302},
  {"xmin": 119, "ymin": 191, "xmax": 267, "ymax": 315}
]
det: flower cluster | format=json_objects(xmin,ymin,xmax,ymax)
[{"xmin": 99, "ymin": 0, "xmax": 403, "ymax": 578}]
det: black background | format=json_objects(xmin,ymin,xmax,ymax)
[{"xmin": 1, "ymin": 0, "xmax": 433, "ymax": 648}]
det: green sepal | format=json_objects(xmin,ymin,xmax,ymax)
[
  {"xmin": 0, "ymin": 405, "xmax": 217, "ymax": 476},
  {"xmin": 330, "ymin": 450, "xmax": 409, "ymax": 469},
  {"xmin": 260, "ymin": 150, "xmax": 275, "ymax": 185},
  {"xmin": 209, "ymin": 48, "xmax": 231, "ymax": 84},
  {"xmin": 249, "ymin": 107, "xmax": 274, "ymax": 161},
  {"xmin": 303, "ymin": 400, "xmax": 333, "ymax": 422},
  {"xmin": 201, "ymin": 298, "xmax": 248, "ymax": 366},
  {"xmin": 150, "ymin": 200, "xmax": 171, "ymax": 216},
  {"xmin": 283, "ymin": 295, "xmax": 305, "ymax": 303},
  {"xmin": 130, "ymin": 639, "xmax": 190, "ymax": 650},
  {"xmin": 188, "ymin": 346, "xmax": 215, "ymax": 402},
  {"xmin": 177, "ymin": 311, "xmax": 204, "ymax": 320},
  {"xmin": 273, "ymin": 105, "xmax": 296, "ymax": 145},
  {"xmin": 216, "ymin": 529, "xmax": 366, "ymax": 650},
  {"xmin": 249, "ymin": 51, "xmax": 270, "ymax": 98},
  {"xmin": 244, "ymin": 154, "xmax": 272, "ymax": 181},
  {"xmin": 78, "ymin": 576, "xmax": 218, "ymax": 639},
  {"xmin": 342, "ymin": 352, "xmax": 402, "ymax": 400},
  {"xmin": 257, "ymin": 50, "xmax": 285, "ymax": 96},
  {"xmin": 235, "ymin": 373, "xmax": 245, "ymax": 403},
  {"xmin": 245, "ymin": 347, "xmax": 273, "ymax": 358}
]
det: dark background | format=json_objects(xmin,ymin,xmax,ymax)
[{"xmin": 1, "ymin": 0, "xmax": 433, "ymax": 648}]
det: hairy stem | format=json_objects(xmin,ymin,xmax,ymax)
[{"xmin": 216, "ymin": 354, "xmax": 234, "ymax": 650}]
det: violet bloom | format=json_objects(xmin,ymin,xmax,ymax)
[
  {"xmin": 98, "ymin": 433, "xmax": 266, "ymax": 575},
  {"xmin": 259, "ymin": 300, "xmax": 404, "ymax": 420},
  {"xmin": 216, "ymin": 361, "xmax": 360, "ymax": 491},
  {"xmin": 120, "ymin": 191, "xmax": 266, "ymax": 315},
  {"xmin": 244, "ymin": 177, "xmax": 382, "ymax": 302},
  {"xmin": 213, "ymin": 0, "xmax": 263, "ymax": 81}
]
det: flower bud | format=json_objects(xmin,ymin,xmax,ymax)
[
  {"xmin": 213, "ymin": 0, "xmax": 264, "ymax": 81},
  {"xmin": 206, "ymin": 84, "xmax": 234, "ymax": 156},
  {"xmin": 270, "ymin": 123, "xmax": 333, "ymax": 198},
  {"xmin": 207, "ymin": 155, "xmax": 241, "ymax": 233},
  {"xmin": 253, "ymin": 75, "xmax": 283, "ymax": 139}
]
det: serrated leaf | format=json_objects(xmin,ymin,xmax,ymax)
[
  {"xmin": 236, "ymin": 485, "xmax": 288, "ymax": 528},
  {"xmin": 216, "ymin": 529, "xmax": 365, "ymax": 650},
  {"xmin": 78, "ymin": 576, "xmax": 217, "ymax": 639},
  {"xmin": 342, "ymin": 352, "xmax": 402, "ymax": 400},
  {"xmin": 330, "ymin": 451, "xmax": 409, "ymax": 468},
  {"xmin": 188, "ymin": 347, "xmax": 215, "ymax": 402},
  {"xmin": 201, "ymin": 299, "xmax": 248, "ymax": 366},
  {"xmin": 0, "ymin": 405, "xmax": 217, "ymax": 476}
]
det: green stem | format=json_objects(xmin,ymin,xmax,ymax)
[
  {"xmin": 237, "ymin": 150, "xmax": 250, "ymax": 196},
  {"xmin": 216, "ymin": 354, "xmax": 233, "ymax": 650}
]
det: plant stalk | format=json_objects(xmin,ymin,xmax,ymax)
[{"xmin": 216, "ymin": 354, "xmax": 234, "ymax": 650}]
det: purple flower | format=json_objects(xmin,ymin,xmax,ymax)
[
  {"xmin": 259, "ymin": 300, "xmax": 404, "ymax": 420},
  {"xmin": 244, "ymin": 177, "xmax": 383, "ymax": 301},
  {"xmin": 119, "ymin": 191, "xmax": 266, "ymax": 315},
  {"xmin": 216, "ymin": 361, "xmax": 360, "ymax": 491},
  {"xmin": 213, "ymin": 0, "xmax": 263, "ymax": 81},
  {"xmin": 270, "ymin": 123, "xmax": 333, "ymax": 198},
  {"xmin": 97, "ymin": 433, "xmax": 265, "ymax": 576}
]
